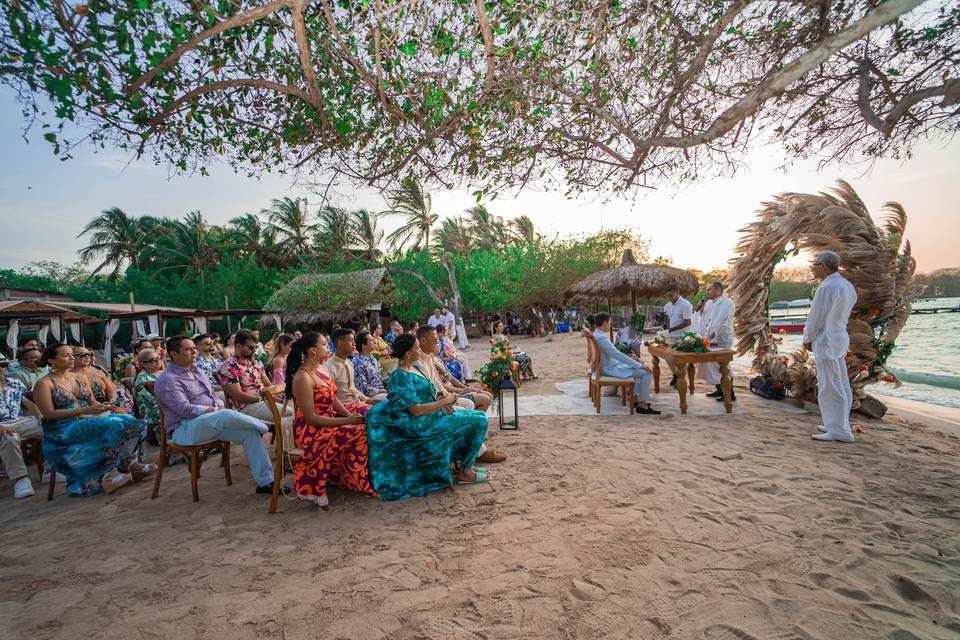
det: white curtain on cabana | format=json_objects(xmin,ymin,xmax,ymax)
[
  {"xmin": 38, "ymin": 326, "xmax": 49, "ymax": 346},
  {"xmin": 104, "ymin": 318, "xmax": 121, "ymax": 361},
  {"xmin": 5, "ymin": 319, "xmax": 19, "ymax": 352},
  {"xmin": 70, "ymin": 322, "xmax": 82, "ymax": 344},
  {"xmin": 135, "ymin": 320, "xmax": 147, "ymax": 337},
  {"xmin": 192, "ymin": 316, "xmax": 208, "ymax": 335},
  {"xmin": 148, "ymin": 314, "xmax": 160, "ymax": 336},
  {"xmin": 49, "ymin": 317, "xmax": 62, "ymax": 343},
  {"xmin": 271, "ymin": 314, "xmax": 282, "ymax": 332}
]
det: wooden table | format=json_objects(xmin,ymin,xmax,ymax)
[{"xmin": 646, "ymin": 344, "xmax": 735, "ymax": 414}]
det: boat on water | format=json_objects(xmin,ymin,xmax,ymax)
[{"xmin": 769, "ymin": 299, "xmax": 811, "ymax": 333}]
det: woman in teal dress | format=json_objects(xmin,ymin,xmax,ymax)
[
  {"xmin": 33, "ymin": 343, "xmax": 153, "ymax": 497},
  {"xmin": 364, "ymin": 334, "xmax": 490, "ymax": 501}
]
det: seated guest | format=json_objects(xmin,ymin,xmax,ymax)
[
  {"xmin": 370, "ymin": 322, "xmax": 391, "ymax": 358},
  {"xmin": 154, "ymin": 336, "xmax": 275, "ymax": 494},
  {"xmin": 20, "ymin": 337, "xmax": 42, "ymax": 352},
  {"xmin": 268, "ymin": 333, "xmax": 294, "ymax": 387},
  {"xmin": 427, "ymin": 308, "xmax": 445, "ymax": 329},
  {"xmin": 406, "ymin": 320, "xmax": 419, "ymax": 335},
  {"xmin": 286, "ymin": 332, "xmax": 376, "ymax": 508},
  {"xmin": 435, "ymin": 324, "xmax": 472, "ymax": 382},
  {"xmin": 492, "ymin": 321, "xmax": 537, "ymax": 380},
  {"xmin": 72, "ymin": 347, "xmax": 119, "ymax": 404},
  {"xmin": 210, "ymin": 333, "xmax": 224, "ymax": 358},
  {"xmin": 33, "ymin": 343, "xmax": 152, "ymax": 497},
  {"xmin": 415, "ymin": 326, "xmax": 476, "ymax": 410},
  {"xmin": 146, "ymin": 334, "xmax": 165, "ymax": 358},
  {"xmin": 353, "ymin": 331, "xmax": 387, "ymax": 398},
  {"xmin": 383, "ymin": 320, "xmax": 403, "ymax": 347},
  {"xmin": 217, "ymin": 330, "xmax": 292, "ymax": 423},
  {"xmin": 221, "ymin": 333, "xmax": 236, "ymax": 360},
  {"xmin": 592, "ymin": 313, "xmax": 661, "ymax": 415},
  {"xmin": 123, "ymin": 339, "xmax": 154, "ymax": 379},
  {"xmin": 364, "ymin": 334, "xmax": 490, "ymax": 500},
  {"xmin": 326, "ymin": 328, "xmax": 386, "ymax": 406},
  {"xmin": 4, "ymin": 346, "xmax": 48, "ymax": 390},
  {"xmin": 251, "ymin": 329, "xmax": 266, "ymax": 356},
  {"xmin": 133, "ymin": 349, "xmax": 163, "ymax": 442},
  {"xmin": 194, "ymin": 333, "xmax": 223, "ymax": 387},
  {"xmin": 0, "ymin": 373, "xmax": 44, "ymax": 499}
]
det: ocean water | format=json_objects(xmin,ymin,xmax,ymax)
[{"xmin": 777, "ymin": 297, "xmax": 960, "ymax": 409}]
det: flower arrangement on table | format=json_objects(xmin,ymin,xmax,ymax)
[
  {"xmin": 478, "ymin": 335, "xmax": 518, "ymax": 392},
  {"xmin": 644, "ymin": 329, "xmax": 672, "ymax": 347},
  {"xmin": 671, "ymin": 331, "xmax": 711, "ymax": 353}
]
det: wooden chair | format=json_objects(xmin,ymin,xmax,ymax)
[
  {"xmin": 585, "ymin": 332, "xmax": 635, "ymax": 415},
  {"xmin": 263, "ymin": 384, "xmax": 302, "ymax": 514},
  {"xmin": 147, "ymin": 381, "xmax": 232, "ymax": 502},
  {"xmin": 20, "ymin": 436, "xmax": 44, "ymax": 481}
]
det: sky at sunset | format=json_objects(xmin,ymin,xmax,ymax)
[{"xmin": 1, "ymin": 87, "xmax": 957, "ymax": 275}]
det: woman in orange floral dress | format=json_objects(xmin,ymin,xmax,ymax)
[{"xmin": 286, "ymin": 332, "xmax": 376, "ymax": 508}]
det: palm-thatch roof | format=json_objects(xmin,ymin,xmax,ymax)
[
  {"xmin": 267, "ymin": 268, "xmax": 388, "ymax": 326},
  {"xmin": 564, "ymin": 249, "xmax": 700, "ymax": 305}
]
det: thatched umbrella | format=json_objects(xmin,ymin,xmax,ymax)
[
  {"xmin": 564, "ymin": 250, "xmax": 700, "ymax": 338},
  {"xmin": 267, "ymin": 268, "xmax": 388, "ymax": 328}
]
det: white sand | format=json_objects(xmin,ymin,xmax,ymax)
[{"xmin": 2, "ymin": 332, "xmax": 959, "ymax": 639}]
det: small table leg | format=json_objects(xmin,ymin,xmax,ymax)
[
  {"xmin": 652, "ymin": 355, "xmax": 661, "ymax": 393},
  {"xmin": 677, "ymin": 366, "xmax": 688, "ymax": 414},
  {"xmin": 687, "ymin": 362, "xmax": 696, "ymax": 394},
  {"xmin": 719, "ymin": 361, "xmax": 733, "ymax": 414}
]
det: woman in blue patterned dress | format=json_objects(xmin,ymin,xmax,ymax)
[
  {"xmin": 364, "ymin": 334, "xmax": 489, "ymax": 501},
  {"xmin": 352, "ymin": 330, "xmax": 387, "ymax": 397},
  {"xmin": 33, "ymin": 343, "xmax": 153, "ymax": 497}
]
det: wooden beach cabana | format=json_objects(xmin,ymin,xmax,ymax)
[{"xmin": 0, "ymin": 300, "xmax": 97, "ymax": 353}]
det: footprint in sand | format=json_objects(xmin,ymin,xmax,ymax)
[
  {"xmin": 701, "ymin": 624, "xmax": 760, "ymax": 640},
  {"xmin": 417, "ymin": 618, "xmax": 481, "ymax": 640}
]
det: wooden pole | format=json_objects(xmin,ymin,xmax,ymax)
[
  {"xmin": 608, "ymin": 298, "xmax": 614, "ymax": 341},
  {"xmin": 225, "ymin": 295, "xmax": 232, "ymax": 333},
  {"xmin": 631, "ymin": 290, "xmax": 637, "ymax": 315},
  {"xmin": 128, "ymin": 291, "xmax": 136, "ymax": 313}
]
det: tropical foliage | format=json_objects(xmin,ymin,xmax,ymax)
[
  {"xmin": 2, "ymin": 1, "xmax": 955, "ymax": 195},
  {"xmin": 477, "ymin": 336, "xmax": 518, "ymax": 394}
]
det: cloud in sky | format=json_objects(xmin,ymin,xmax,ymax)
[{"xmin": 0, "ymin": 88, "xmax": 957, "ymax": 273}]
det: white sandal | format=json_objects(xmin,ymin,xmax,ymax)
[
  {"xmin": 297, "ymin": 493, "xmax": 330, "ymax": 509},
  {"xmin": 101, "ymin": 470, "xmax": 134, "ymax": 494}
]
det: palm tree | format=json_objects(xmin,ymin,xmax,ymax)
[
  {"xmin": 383, "ymin": 176, "xmax": 438, "ymax": 250},
  {"xmin": 76, "ymin": 207, "xmax": 150, "ymax": 279},
  {"xmin": 314, "ymin": 205, "xmax": 357, "ymax": 265},
  {"xmin": 351, "ymin": 208, "xmax": 384, "ymax": 263},
  {"xmin": 511, "ymin": 215, "xmax": 537, "ymax": 244},
  {"xmin": 148, "ymin": 211, "xmax": 224, "ymax": 287},
  {"xmin": 263, "ymin": 196, "xmax": 315, "ymax": 263},
  {"xmin": 466, "ymin": 204, "xmax": 512, "ymax": 250},
  {"xmin": 226, "ymin": 212, "xmax": 283, "ymax": 267},
  {"xmin": 434, "ymin": 216, "xmax": 475, "ymax": 256}
]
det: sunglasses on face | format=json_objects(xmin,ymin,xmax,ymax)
[
  {"xmin": 75, "ymin": 352, "xmax": 92, "ymax": 358},
  {"xmin": 143, "ymin": 357, "xmax": 161, "ymax": 364}
]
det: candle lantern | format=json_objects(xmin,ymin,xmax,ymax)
[{"xmin": 497, "ymin": 374, "xmax": 519, "ymax": 430}]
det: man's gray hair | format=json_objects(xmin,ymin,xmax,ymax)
[
  {"xmin": 708, "ymin": 281, "xmax": 725, "ymax": 291},
  {"xmin": 815, "ymin": 251, "xmax": 841, "ymax": 271}
]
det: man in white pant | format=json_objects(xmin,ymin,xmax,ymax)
[
  {"xmin": 700, "ymin": 282, "xmax": 736, "ymax": 402},
  {"xmin": 155, "ymin": 336, "xmax": 276, "ymax": 493},
  {"xmin": 803, "ymin": 251, "xmax": 858, "ymax": 442}
]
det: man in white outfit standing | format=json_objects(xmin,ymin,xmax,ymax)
[
  {"xmin": 700, "ymin": 282, "xmax": 736, "ymax": 402},
  {"xmin": 803, "ymin": 251, "xmax": 858, "ymax": 442}
]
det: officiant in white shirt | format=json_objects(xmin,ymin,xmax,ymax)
[
  {"xmin": 699, "ymin": 282, "xmax": 736, "ymax": 402},
  {"xmin": 803, "ymin": 251, "xmax": 858, "ymax": 443},
  {"xmin": 663, "ymin": 285, "xmax": 693, "ymax": 387}
]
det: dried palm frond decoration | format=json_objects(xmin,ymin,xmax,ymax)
[{"xmin": 728, "ymin": 181, "xmax": 923, "ymax": 408}]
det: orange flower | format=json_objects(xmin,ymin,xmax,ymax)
[
  {"xmin": 778, "ymin": 328, "xmax": 786, "ymax": 335},
  {"xmin": 482, "ymin": 384, "xmax": 489, "ymax": 391},
  {"xmin": 703, "ymin": 339, "xmax": 710, "ymax": 347},
  {"xmin": 882, "ymin": 374, "xmax": 895, "ymax": 383},
  {"xmin": 511, "ymin": 361, "xmax": 518, "ymax": 369},
  {"xmin": 492, "ymin": 371, "xmax": 499, "ymax": 377}
]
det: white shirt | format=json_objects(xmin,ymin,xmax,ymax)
[
  {"xmin": 701, "ymin": 294, "xmax": 735, "ymax": 349},
  {"xmin": 802, "ymin": 272, "xmax": 857, "ymax": 360},
  {"xmin": 664, "ymin": 297, "xmax": 694, "ymax": 337},
  {"xmin": 427, "ymin": 315, "xmax": 445, "ymax": 328},
  {"xmin": 443, "ymin": 312, "xmax": 456, "ymax": 330}
]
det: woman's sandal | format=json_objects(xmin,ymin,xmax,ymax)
[
  {"xmin": 457, "ymin": 466, "xmax": 491, "ymax": 484},
  {"xmin": 101, "ymin": 470, "xmax": 134, "ymax": 494},
  {"xmin": 128, "ymin": 462, "xmax": 157, "ymax": 482},
  {"xmin": 297, "ymin": 493, "xmax": 330, "ymax": 510}
]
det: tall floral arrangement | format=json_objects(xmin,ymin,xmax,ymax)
[{"xmin": 478, "ymin": 336, "xmax": 518, "ymax": 392}]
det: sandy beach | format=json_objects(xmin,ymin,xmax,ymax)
[{"xmin": 2, "ymin": 332, "xmax": 959, "ymax": 640}]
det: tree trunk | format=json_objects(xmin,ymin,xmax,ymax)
[{"xmin": 440, "ymin": 255, "xmax": 463, "ymax": 323}]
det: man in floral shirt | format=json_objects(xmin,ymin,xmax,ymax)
[
  {"xmin": 193, "ymin": 333, "xmax": 223, "ymax": 386},
  {"xmin": 0, "ymin": 371, "xmax": 44, "ymax": 499},
  {"xmin": 217, "ymin": 330, "xmax": 291, "ymax": 423}
]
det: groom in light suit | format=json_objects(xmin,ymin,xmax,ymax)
[
  {"xmin": 803, "ymin": 251, "xmax": 858, "ymax": 442},
  {"xmin": 593, "ymin": 313, "xmax": 660, "ymax": 415}
]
